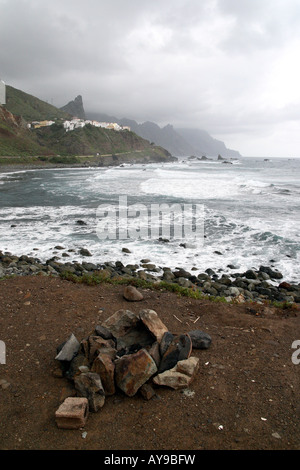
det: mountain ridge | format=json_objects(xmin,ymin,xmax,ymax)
[{"xmin": 86, "ymin": 110, "xmax": 241, "ymax": 158}]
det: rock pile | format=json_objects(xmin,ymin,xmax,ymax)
[{"xmin": 54, "ymin": 309, "xmax": 211, "ymax": 422}]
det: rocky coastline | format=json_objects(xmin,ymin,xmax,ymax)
[
  {"xmin": 0, "ymin": 148, "xmax": 177, "ymax": 174},
  {"xmin": 1, "ymin": 249, "xmax": 299, "ymax": 306}
]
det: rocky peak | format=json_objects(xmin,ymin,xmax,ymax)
[{"xmin": 60, "ymin": 95, "xmax": 86, "ymax": 120}]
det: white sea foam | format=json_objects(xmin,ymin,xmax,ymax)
[{"xmin": 0, "ymin": 157, "xmax": 299, "ymax": 282}]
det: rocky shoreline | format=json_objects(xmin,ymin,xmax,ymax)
[{"xmin": 1, "ymin": 249, "xmax": 299, "ymax": 305}]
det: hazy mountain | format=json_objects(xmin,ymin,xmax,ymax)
[
  {"xmin": 87, "ymin": 111, "xmax": 241, "ymax": 158},
  {"xmin": 176, "ymin": 128, "xmax": 241, "ymax": 158}
]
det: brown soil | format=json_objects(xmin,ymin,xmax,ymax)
[{"xmin": 0, "ymin": 275, "xmax": 299, "ymax": 451}]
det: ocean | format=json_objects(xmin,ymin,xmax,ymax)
[{"xmin": 0, "ymin": 156, "xmax": 299, "ymax": 283}]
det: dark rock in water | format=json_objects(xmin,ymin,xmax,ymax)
[
  {"xmin": 173, "ymin": 268, "xmax": 191, "ymax": 279},
  {"xmin": 158, "ymin": 334, "xmax": 192, "ymax": 374},
  {"xmin": 187, "ymin": 330, "xmax": 212, "ymax": 349},
  {"xmin": 205, "ymin": 268, "xmax": 215, "ymax": 276},
  {"xmin": 115, "ymin": 261, "xmax": 124, "ymax": 269},
  {"xmin": 259, "ymin": 266, "xmax": 283, "ymax": 279},
  {"xmin": 76, "ymin": 220, "xmax": 87, "ymax": 226},
  {"xmin": 79, "ymin": 248, "xmax": 92, "ymax": 257},
  {"xmin": 199, "ymin": 156, "xmax": 211, "ymax": 161},
  {"xmin": 158, "ymin": 237, "xmax": 170, "ymax": 243},
  {"xmin": 122, "ymin": 247, "xmax": 131, "ymax": 253},
  {"xmin": 214, "ymin": 251, "xmax": 223, "ymax": 256},
  {"xmin": 245, "ymin": 269, "xmax": 257, "ymax": 280},
  {"xmin": 54, "ymin": 246, "xmax": 65, "ymax": 250},
  {"xmin": 278, "ymin": 282, "xmax": 292, "ymax": 290}
]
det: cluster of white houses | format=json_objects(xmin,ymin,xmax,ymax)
[{"xmin": 28, "ymin": 118, "xmax": 131, "ymax": 133}]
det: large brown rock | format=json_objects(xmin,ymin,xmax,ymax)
[
  {"xmin": 88, "ymin": 336, "xmax": 116, "ymax": 363},
  {"xmin": 102, "ymin": 309, "xmax": 140, "ymax": 338},
  {"xmin": 91, "ymin": 351, "xmax": 116, "ymax": 396},
  {"xmin": 115, "ymin": 348, "xmax": 157, "ymax": 397},
  {"xmin": 123, "ymin": 286, "xmax": 144, "ymax": 302},
  {"xmin": 139, "ymin": 309, "xmax": 169, "ymax": 343}
]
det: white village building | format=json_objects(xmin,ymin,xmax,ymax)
[{"xmin": 0, "ymin": 79, "xmax": 6, "ymax": 105}]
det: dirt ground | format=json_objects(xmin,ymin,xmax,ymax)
[{"xmin": 0, "ymin": 275, "xmax": 299, "ymax": 451}]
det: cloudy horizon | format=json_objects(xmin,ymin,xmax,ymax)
[{"xmin": 1, "ymin": 0, "xmax": 300, "ymax": 157}]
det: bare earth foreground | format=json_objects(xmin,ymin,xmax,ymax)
[{"xmin": 0, "ymin": 275, "xmax": 299, "ymax": 451}]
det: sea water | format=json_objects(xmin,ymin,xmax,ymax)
[{"xmin": 0, "ymin": 156, "xmax": 299, "ymax": 283}]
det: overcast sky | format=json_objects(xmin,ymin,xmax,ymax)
[{"xmin": 1, "ymin": 0, "xmax": 300, "ymax": 157}]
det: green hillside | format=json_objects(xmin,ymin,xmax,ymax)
[
  {"xmin": 0, "ymin": 105, "xmax": 174, "ymax": 166},
  {"xmin": 0, "ymin": 105, "xmax": 51, "ymax": 157},
  {"xmin": 0, "ymin": 84, "xmax": 175, "ymax": 164},
  {"xmin": 5, "ymin": 85, "xmax": 71, "ymax": 121},
  {"xmin": 33, "ymin": 122, "xmax": 155, "ymax": 155}
]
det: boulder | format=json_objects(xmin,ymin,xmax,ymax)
[
  {"xmin": 187, "ymin": 330, "xmax": 212, "ymax": 350},
  {"xmin": 153, "ymin": 357, "xmax": 199, "ymax": 390},
  {"xmin": 123, "ymin": 286, "xmax": 144, "ymax": 302},
  {"xmin": 158, "ymin": 334, "xmax": 192, "ymax": 373},
  {"xmin": 102, "ymin": 309, "xmax": 140, "ymax": 338},
  {"xmin": 91, "ymin": 352, "xmax": 116, "ymax": 396},
  {"xmin": 116, "ymin": 326, "xmax": 154, "ymax": 353},
  {"xmin": 115, "ymin": 349, "xmax": 157, "ymax": 397},
  {"xmin": 79, "ymin": 248, "xmax": 92, "ymax": 257},
  {"xmin": 139, "ymin": 309, "xmax": 169, "ymax": 343}
]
